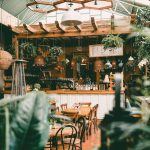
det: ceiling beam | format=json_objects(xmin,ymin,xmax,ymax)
[
  {"xmin": 74, "ymin": 25, "xmax": 81, "ymax": 32},
  {"xmin": 39, "ymin": 22, "xmax": 49, "ymax": 33},
  {"xmin": 55, "ymin": 21, "xmax": 65, "ymax": 33},
  {"xmin": 91, "ymin": 17, "xmax": 98, "ymax": 32},
  {"xmin": 16, "ymin": 27, "xmax": 131, "ymax": 39},
  {"xmin": 23, "ymin": 24, "xmax": 36, "ymax": 34},
  {"xmin": 8, "ymin": 25, "xmax": 20, "ymax": 34}
]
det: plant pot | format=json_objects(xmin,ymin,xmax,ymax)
[{"xmin": 0, "ymin": 50, "xmax": 12, "ymax": 70}]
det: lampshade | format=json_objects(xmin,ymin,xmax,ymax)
[{"xmin": 61, "ymin": 7, "xmax": 82, "ymax": 26}]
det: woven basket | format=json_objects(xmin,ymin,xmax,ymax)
[{"xmin": 0, "ymin": 50, "xmax": 12, "ymax": 70}]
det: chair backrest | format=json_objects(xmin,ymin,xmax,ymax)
[
  {"xmin": 93, "ymin": 104, "xmax": 98, "ymax": 118},
  {"xmin": 54, "ymin": 124, "xmax": 77, "ymax": 150},
  {"xmin": 75, "ymin": 117, "xmax": 86, "ymax": 144},
  {"xmin": 79, "ymin": 102, "xmax": 91, "ymax": 107},
  {"xmin": 61, "ymin": 103, "xmax": 67, "ymax": 111}
]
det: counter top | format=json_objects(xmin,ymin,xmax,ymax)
[
  {"xmin": 4, "ymin": 89, "xmax": 124, "ymax": 95},
  {"xmin": 45, "ymin": 89, "xmax": 124, "ymax": 94}
]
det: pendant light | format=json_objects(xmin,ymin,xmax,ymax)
[{"xmin": 61, "ymin": 3, "xmax": 82, "ymax": 26}]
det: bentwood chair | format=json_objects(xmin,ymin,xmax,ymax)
[
  {"xmin": 51, "ymin": 124, "xmax": 77, "ymax": 150},
  {"xmin": 64, "ymin": 117, "xmax": 86, "ymax": 150},
  {"xmin": 61, "ymin": 104, "xmax": 67, "ymax": 111},
  {"xmin": 74, "ymin": 117, "xmax": 86, "ymax": 150},
  {"xmin": 92, "ymin": 104, "xmax": 99, "ymax": 132}
]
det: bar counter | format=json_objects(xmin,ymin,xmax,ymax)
[
  {"xmin": 45, "ymin": 89, "xmax": 125, "ymax": 119},
  {"xmin": 4, "ymin": 89, "xmax": 125, "ymax": 119}
]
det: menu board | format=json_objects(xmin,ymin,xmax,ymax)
[{"xmin": 89, "ymin": 44, "xmax": 123, "ymax": 57}]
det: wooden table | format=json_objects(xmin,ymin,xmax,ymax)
[{"xmin": 61, "ymin": 106, "xmax": 91, "ymax": 118}]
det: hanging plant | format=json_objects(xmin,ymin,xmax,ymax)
[
  {"xmin": 101, "ymin": 34, "xmax": 124, "ymax": 50},
  {"xmin": 19, "ymin": 42, "xmax": 37, "ymax": 59},
  {"xmin": 49, "ymin": 46, "xmax": 63, "ymax": 57}
]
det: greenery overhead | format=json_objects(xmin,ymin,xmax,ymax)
[
  {"xmin": 129, "ymin": 6, "xmax": 150, "ymax": 64},
  {"xmin": 135, "ymin": 6, "xmax": 150, "ymax": 28},
  {"xmin": 19, "ymin": 42, "xmax": 37, "ymax": 59},
  {"xmin": 101, "ymin": 34, "xmax": 124, "ymax": 50}
]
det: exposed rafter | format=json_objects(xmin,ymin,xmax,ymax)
[
  {"xmin": 91, "ymin": 17, "xmax": 98, "ymax": 32},
  {"xmin": 55, "ymin": 21, "xmax": 65, "ymax": 33},
  {"xmin": 23, "ymin": 24, "xmax": 35, "ymax": 34},
  {"xmin": 39, "ymin": 22, "xmax": 49, "ymax": 33},
  {"xmin": 74, "ymin": 25, "xmax": 81, "ymax": 32},
  {"xmin": 16, "ymin": 27, "xmax": 131, "ymax": 39}
]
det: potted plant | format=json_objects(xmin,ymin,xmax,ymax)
[
  {"xmin": 101, "ymin": 34, "xmax": 124, "ymax": 50},
  {"xmin": 19, "ymin": 42, "xmax": 37, "ymax": 59},
  {"xmin": 49, "ymin": 46, "xmax": 63, "ymax": 57}
]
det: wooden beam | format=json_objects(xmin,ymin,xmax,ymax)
[
  {"xmin": 23, "ymin": 24, "xmax": 35, "ymax": 34},
  {"xmin": 39, "ymin": 22, "xmax": 49, "ymax": 33},
  {"xmin": 55, "ymin": 21, "xmax": 65, "ymax": 33},
  {"xmin": 111, "ymin": 14, "xmax": 115, "ymax": 30},
  {"xmin": 74, "ymin": 25, "xmax": 81, "ymax": 32},
  {"xmin": 16, "ymin": 27, "xmax": 131, "ymax": 39},
  {"xmin": 91, "ymin": 17, "xmax": 98, "ymax": 32},
  {"xmin": 75, "ymin": 5, "xmax": 112, "ymax": 11},
  {"xmin": 8, "ymin": 25, "xmax": 20, "ymax": 34}
]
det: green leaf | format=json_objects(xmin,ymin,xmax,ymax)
[{"xmin": 9, "ymin": 91, "xmax": 49, "ymax": 150}]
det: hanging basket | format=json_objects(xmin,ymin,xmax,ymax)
[{"xmin": 0, "ymin": 50, "xmax": 12, "ymax": 70}]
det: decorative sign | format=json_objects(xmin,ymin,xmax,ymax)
[{"xmin": 89, "ymin": 44, "xmax": 123, "ymax": 57}]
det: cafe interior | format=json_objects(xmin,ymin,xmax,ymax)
[{"xmin": 0, "ymin": 0, "xmax": 150, "ymax": 150}]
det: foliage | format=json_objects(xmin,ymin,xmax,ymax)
[
  {"xmin": 6, "ymin": 45, "xmax": 16, "ymax": 57},
  {"xmin": 101, "ymin": 76, "xmax": 150, "ymax": 150},
  {"xmin": 101, "ymin": 34, "xmax": 123, "ymax": 50},
  {"xmin": 135, "ymin": 6, "xmax": 150, "ymax": 28},
  {"xmin": 19, "ymin": 42, "xmax": 37, "ymax": 59},
  {"xmin": 132, "ymin": 33, "xmax": 150, "ymax": 62},
  {"xmin": 49, "ymin": 46, "xmax": 63, "ymax": 57},
  {"xmin": 128, "ymin": 6, "xmax": 150, "ymax": 64},
  {"xmin": 0, "ymin": 92, "xmax": 49, "ymax": 150}
]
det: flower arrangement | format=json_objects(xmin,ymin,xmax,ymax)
[{"xmin": 101, "ymin": 34, "xmax": 124, "ymax": 50}]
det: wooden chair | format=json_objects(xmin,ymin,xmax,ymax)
[
  {"xmin": 61, "ymin": 103, "xmax": 67, "ymax": 111},
  {"xmin": 64, "ymin": 117, "xmax": 86, "ymax": 150},
  {"xmin": 79, "ymin": 102, "xmax": 91, "ymax": 107},
  {"xmin": 92, "ymin": 104, "xmax": 99, "ymax": 132},
  {"xmin": 74, "ymin": 117, "xmax": 86, "ymax": 150},
  {"xmin": 51, "ymin": 124, "xmax": 77, "ymax": 150}
]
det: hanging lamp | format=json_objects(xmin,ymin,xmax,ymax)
[{"xmin": 61, "ymin": 3, "xmax": 82, "ymax": 26}]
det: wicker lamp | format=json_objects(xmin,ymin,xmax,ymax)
[{"xmin": 94, "ymin": 59, "xmax": 104, "ymax": 72}]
